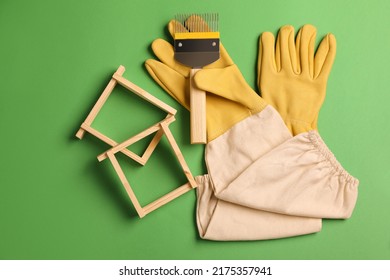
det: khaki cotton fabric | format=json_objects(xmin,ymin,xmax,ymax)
[
  {"xmin": 203, "ymin": 106, "xmax": 359, "ymax": 222},
  {"xmin": 215, "ymin": 130, "xmax": 358, "ymax": 218},
  {"xmin": 196, "ymin": 175, "xmax": 322, "ymax": 241}
]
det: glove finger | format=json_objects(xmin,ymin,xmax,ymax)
[
  {"xmin": 185, "ymin": 14, "xmax": 212, "ymax": 32},
  {"xmin": 151, "ymin": 38, "xmax": 190, "ymax": 78},
  {"xmin": 168, "ymin": 19, "xmax": 188, "ymax": 37},
  {"xmin": 296, "ymin": 24, "xmax": 316, "ymax": 77},
  {"xmin": 145, "ymin": 59, "xmax": 189, "ymax": 110},
  {"xmin": 275, "ymin": 25, "xmax": 297, "ymax": 73},
  {"xmin": 314, "ymin": 33, "xmax": 336, "ymax": 79},
  {"xmin": 257, "ymin": 31, "xmax": 277, "ymax": 89}
]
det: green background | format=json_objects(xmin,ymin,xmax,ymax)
[{"xmin": 1, "ymin": 0, "xmax": 389, "ymax": 260}]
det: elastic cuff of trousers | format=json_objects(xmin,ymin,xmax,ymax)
[{"xmin": 308, "ymin": 130, "xmax": 359, "ymax": 187}]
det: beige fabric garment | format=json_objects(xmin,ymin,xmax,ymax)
[
  {"xmin": 206, "ymin": 105, "xmax": 359, "ymax": 220},
  {"xmin": 196, "ymin": 105, "xmax": 323, "ymax": 240},
  {"xmin": 196, "ymin": 175, "xmax": 322, "ymax": 241}
]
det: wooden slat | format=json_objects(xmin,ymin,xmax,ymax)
[{"xmin": 76, "ymin": 65, "xmax": 125, "ymax": 139}]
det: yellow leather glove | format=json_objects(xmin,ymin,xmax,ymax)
[
  {"xmin": 145, "ymin": 19, "xmax": 266, "ymax": 142},
  {"xmin": 257, "ymin": 24, "xmax": 336, "ymax": 135}
]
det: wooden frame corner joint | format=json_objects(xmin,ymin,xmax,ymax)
[{"xmin": 76, "ymin": 65, "xmax": 197, "ymax": 217}]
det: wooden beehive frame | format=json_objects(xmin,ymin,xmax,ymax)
[{"xmin": 76, "ymin": 65, "xmax": 197, "ymax": 218}]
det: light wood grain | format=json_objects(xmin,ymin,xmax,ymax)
[
  {"xmin": 189, "ymin": 68, "xmax": 207, "ymax": 144},
  {"xmin": 76, "ymin": 65, "xmax": 125, "ymax": 139}
]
